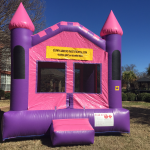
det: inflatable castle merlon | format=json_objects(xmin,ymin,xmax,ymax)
[
  {"xmin": 101, "ymin": 10, "xmax": 123, "ymax": 108},
  {"xmin": 9, "ymin": 2, "xmax": 34, "ymax": 111}
]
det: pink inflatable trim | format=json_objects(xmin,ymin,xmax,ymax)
[
  {"xmin": 9, "ymin": 2, "xmax": 35, "ymax": 32},
  {"xmin": 53, "ymin": 118, "xmax": 94, "ymax": 131},
  {"xmin": 100, "ymin": 10, "xmax": 123, "ymax": 37}
]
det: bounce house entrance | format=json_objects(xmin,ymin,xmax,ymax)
[{"xmin": 74, "ymin": 63, "xmax": 101, "ymax": 93}]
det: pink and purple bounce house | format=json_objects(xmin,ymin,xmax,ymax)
[{"xmin": 2, "ymin": 3, "xmax": 130, "ymax": 146}]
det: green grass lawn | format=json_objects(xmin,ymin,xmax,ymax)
[
  {"xmin": 122, "ymin": 101, "xmax": 150, "ymax": 107},
  {"xmin": 0, "ymin": 100, "xmax": 150, "ymax": 150}
]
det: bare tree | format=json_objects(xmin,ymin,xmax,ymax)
[
  {"xmin": 121, "ymin": 64, "xmax": 149, "ymax": 79},
  {"xmin": 145, "ymin": 63, "xmax": 150, "ymax": 77},
  {"xmin": 0, "ymin": 0, "xmax": 46, "ymax": 45},
  {"xmin": 121, "ymin": 64, "xmax": 139, "ymax": 76},
  {"xmin": 0, "ymin": 0, "xmax": 46, "ymax": 89},
  {"xmin": 136, "ymin": 72, "xmax": 149, "ymax": 79}
]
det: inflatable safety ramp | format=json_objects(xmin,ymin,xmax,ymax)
[{"xmin": 50, "ymin": 118, "xmax": 94, "ymax": 146}]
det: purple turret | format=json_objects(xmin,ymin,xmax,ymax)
[
  {"xmin": 9, "ymin": 2, "xmax": 35, "ymax": 110},
  {"xmin": 100, "ymin": 10, "xmax": 123, "ymax": 108}
]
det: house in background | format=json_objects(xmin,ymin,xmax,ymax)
[
  {"xmin": 0, "ymin": 45, "xmax": 11, "ymax": 93},
  {"xmin": 136, "ymin": 77, "xmax": 150, "ymax": 92}
]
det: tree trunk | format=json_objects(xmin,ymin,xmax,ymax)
[{"xmin": 126, "ymin": 81, "xmax": 130, "ymax": 92}]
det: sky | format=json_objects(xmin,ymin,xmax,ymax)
[{"xmin": 44, "ymin": 0, "xmax": 150, "ymax": 74}]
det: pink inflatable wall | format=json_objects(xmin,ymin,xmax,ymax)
[{"xmin": 28, "ymin": 31, "xmax": 108, "ymax": 110}]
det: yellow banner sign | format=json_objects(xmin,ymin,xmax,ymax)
[{"xmin": 46, "ymin": 46, "xmax": 93, "ymax": 60}]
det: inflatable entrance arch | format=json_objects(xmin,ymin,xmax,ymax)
[{"xmin": 2, "ymin": 3, "xmax": 130, "ymax": 146}]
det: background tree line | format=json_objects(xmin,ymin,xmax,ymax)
[{"xmin": 122, "ymin": 64, "xmax": 150, "ymax": 91}]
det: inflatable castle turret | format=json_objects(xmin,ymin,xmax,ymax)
[
  {"xmin": 9, "ymin": 3, "xmax": 34, "ymax": 110},
  {"xmin": 100, "ymin": 10, "xmax": 123, "ymax": 108}
]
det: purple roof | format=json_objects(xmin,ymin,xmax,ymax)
[{"xmin": 32, "ymin": 21, "xmax": 106, "ymax": 50}]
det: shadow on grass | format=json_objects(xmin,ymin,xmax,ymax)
[
  {"xmin": 95, "ymin": 132, "xmax": 122, "ymax": 137},
  {"xmin": 41, "ymin": 137, "xmax": 92, "ymax": 148},
  {"xmin": 124, "ymin": 106, "xmax": 150, "ymax": 126}
]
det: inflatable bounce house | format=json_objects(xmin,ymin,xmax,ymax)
[{"xmin": 2, "ymin": 3, "xmax": 130, "ymax": 146}]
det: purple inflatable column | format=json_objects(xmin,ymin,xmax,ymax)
[
  {"xmin": 9, "ymin": 3, "xmax": 35, "ymax": 110},
  {"xmin": 105, "ymin": 34, "xmax": 122, "ymax": 108},
  {"xmin": 100, "ymin": 10, "xmax": 123, "ymax": 108},
  {"xmin": 10, "ymin": 28, "xmax": 32, "ymax": 110}
]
